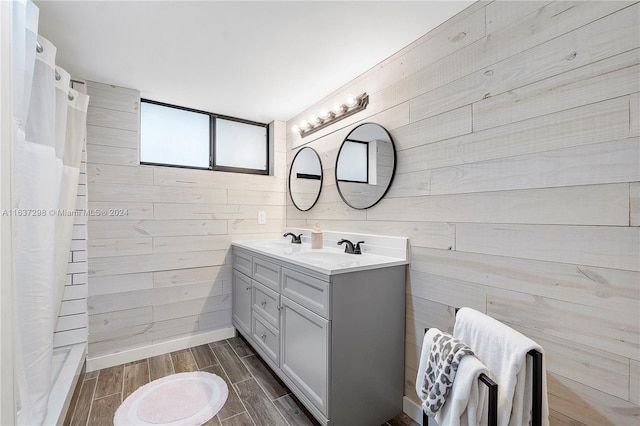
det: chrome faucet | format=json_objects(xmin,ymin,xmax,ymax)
[
  {"xmin": 337, "ymin": 239, "xmax": 364, "ymax": 254},
  {"xmin": 283, "ymin": 232, "xmax": 302, "ymax": 244}
]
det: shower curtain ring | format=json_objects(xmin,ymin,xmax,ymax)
[
  {"xmin": 55, "ymin": 70, "xmax": 61, "ymax": 81},
  {"xmin": 68, "ymin": 93, "xmax": 74, "ymax": 101},
  {"xmin": 36, "ymin": 41, "xmax": 43, "ymax": 53}
]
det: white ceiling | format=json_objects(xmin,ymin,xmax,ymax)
[{"xmin": 35, "ymin": 1, "xmax": 473, "ymax": 124}]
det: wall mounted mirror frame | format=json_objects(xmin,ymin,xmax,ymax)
[
  {"xmin": 335, "ymin": 122, "xmax": 396, "ymax": 210},
  {"xmin": 288, "ymin": 146, "xmax": 323, "ymax": 211}
]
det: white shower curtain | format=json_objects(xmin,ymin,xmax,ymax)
[{"xmin": 11, "ymin": 1, "xmax": 89, "ymax": 423}]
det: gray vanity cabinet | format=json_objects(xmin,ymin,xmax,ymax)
[{"xmin": 232, "ymin": 246, "xmax": 405, "ymax": 426}]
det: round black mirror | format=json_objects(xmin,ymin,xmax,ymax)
[
  {"xmin": 335, "ymin": 123, "xmax": 396, "ymax": 209},
  {"xmin": 289, "ymin": 147, "xmax": 323, "ymax": 211}
]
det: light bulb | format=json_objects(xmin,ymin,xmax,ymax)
[
  {"xmin": 291, "ymin": 124, "xmax": 300, "ymax": 133},
  {"xmin": 332, "ymin": 102, "xmax": 342, "ymax": 114},
  {"xmin": 309, "ymin": 115, "xmax": 318, "ymax": 125},
  {"xmin": 319, "ymin": 109, "xmax": 329, "ymax": 119},
  {"xmin": 345, "ymin": 94, "xmax": 356, "ymax": 107},
  {"xmin": 299, "ymin": 120, "xmax": 309, "ymax": 130}
]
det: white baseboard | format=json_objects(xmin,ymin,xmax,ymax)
[
  {"xmin": 86, "ymin": 327, "xmax": 236, "ymax": 372},
  {"xmin": 404, "ymin": 396, "xmax": 423, "ymax": 425}
]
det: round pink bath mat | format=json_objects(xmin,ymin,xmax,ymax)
[{"xmin": 114, "ymin": 371, "xmax": 228, "ymax": 425}]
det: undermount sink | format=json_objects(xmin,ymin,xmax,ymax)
[
  {"xmin": 249, "ymin": 240, "xmax": 296, "ymax": 250},
  {"xmin": 290, "ymin": 250, "xmax": 357, "ymax": 264}
]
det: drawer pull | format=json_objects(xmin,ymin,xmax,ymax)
[
  {"xmin": 260, "ymin": 300, "xmax": 267, "ymax": 307},
  {"xmin": 260, "ymin": 333, "xmax": 267, "ymax": 340}
]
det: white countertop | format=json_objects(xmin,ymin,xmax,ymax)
[{"xmin": 231, "ymin": 239, "xmax": 408, "ymax": 276}]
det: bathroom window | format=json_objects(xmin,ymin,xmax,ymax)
[
  {"xmin": 336, "ymin": 140, "xmax": 368, "ymax": 183},
  {"xmin": 140, "ymin": 99, "xmax": 268, "ymax": 174}
]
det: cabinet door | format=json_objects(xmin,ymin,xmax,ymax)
[
  {"xmin": 232, "ymin": 270, "xmax": 252, "ymax": 335},
  {"xmin": 280, "ymin": 297, "xmax": 330, "ymax": 417}
]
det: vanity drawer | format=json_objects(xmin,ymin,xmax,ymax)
[
  {"xmin": 282, "ymin": 267, "xmax": 329, "ymax": 318},
  {"xmin": 252, "ymin": 311, "xmax": 280, "ymax": 364},
  {"xmin": 252, "ymin": 281, "xmax": 280, "ymax": 329},
  {"xmin": 253, "ymin": 256, "xmax": 281, "ymax": 291},
  {"xmin": 233, "ymin": 249, "xmax": 252, "ymax": 277}
]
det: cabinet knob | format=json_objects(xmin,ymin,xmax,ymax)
[
  {"xmin": 245, "ymin": 286, "xmax": 250, "ymax": 291},
  {"xmin": 260, "ymin": 333, "xmax": 267, "ymax": 340},
  {"xmin": 277, "ymin": 305, "xmax": 282, "ymax": 310},
  {"xmin": 260, "ymin": 300, "xmax": 267, "ymax": 307}
]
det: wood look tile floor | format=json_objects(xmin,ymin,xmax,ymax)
[{"xmin": 65, "ymin": 336, "xmax": 419, "ymax": 426}]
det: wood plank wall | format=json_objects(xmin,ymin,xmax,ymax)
[
  {"xmin": 84, "ymin": 81, "xmax": 287, "ymax": 361},
  {"xmin": 285, "ymin": 2, "xmax": 640, "ymax": 424}
]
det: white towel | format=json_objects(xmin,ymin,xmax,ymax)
[
  {"xmin": 416, "ymin": 328, "xmax": 490, "ymax": 425},
  {"xmin": 454, "ymin": 308, "xmax": 550, "ymax": 426}
]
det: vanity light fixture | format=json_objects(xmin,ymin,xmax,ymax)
[{"xmin": 292, "ymin": 92, "xmax": 369, "ymax": 138}]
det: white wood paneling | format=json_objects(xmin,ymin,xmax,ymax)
[
  {"xmin": 88, "ymin": 219, "xmax": 227, "ymax": 239},
  {"xmin": 152, "ymin": 235, "xmax": 231, "ymax": 254},
  {"xmin": 473, "ymin": 60, "xmax": 640, "ymax": 131},
  {"xmin": 85, "ymin": 81, "xmax": 139, "ymax": 113},
  {"xmin": 87, "ymin": 125, "xmax": 138, "ymax": 149},
  {"xmin": 88, "ymin": 237, "xmax": 153, "ymax": 258},
  {"xmin": 88, "ymin": 250, "xmax": 227, "ymax": 277},
  {"xmin": 393, "ymin": 106, "xmax": 472, "ymax": 150},
  {"xmin": 405, "ymin": 295, "xmax": 455, "ymax": 347},
  {"xmin": 407, "ymin": 269, "xmax": 486, "ymax": 313},
  {"xmin": 400, "ymin": 2, "xmax": 636, "ymax": 127},
  {"xmin": 456, "ymin": 223, "xmax": 640, "ymax": 271},
  {"xmin": 410, "ymin": 246, "xmax": 639, "ymax": 313},
  {"xmin": 153, "ymin": 166, "xmax": 285, "ymax": 191},
  {"xmin": 631, "ymin": 360, "xmax": 640, "ymax": 405},
  {"xmin": 548, "ymin": 373, "xmax": 640, "ymax": 426},
  {"xmin": 88, "ymin": 202, "xmax": 153, "ymax": 221},
  {"xmin": 152, "ymin": 294, "xmax": 232, "ymax": 322},
  {"xmin": 87, "ymin": 106, "xmax": 138, "ymax": 131},
  {"xmin": 89, "ymin": 183, "xmax": 227, "ymax": 204},
  {"xmin": 153, "ymin": 265, "xmax": 232, "ymax": 288},
  {"xmin": 631, "ymin": 182, "xmax": 640, "ymax": 226},
  {"xmin": 88, "ymin": 280, "xmax": 225, "ymax": 315},
  {"xmin": 87, "ymin": 163, "xmax": 153, "ymax": 185},
  {"xmin": 400, "ymin": 97, "xmax": 630, "ymax": 174},
  {"xmin": 631, "ymin": 92, "xmax": 639, "ymax": 136},
  {"xmin": 89, "ymin": 307, "xmax": 152, "ymax": 334},
  {"xmin": 153, "ymin": 203, "xmax": 283, "ymax": 220},
  {"xmin": 510, "ymin": 325, "xmax": 630, "ymax": 401},
  {"xmin": 88, "ymin": 273, "xmax": 153, "ymax": 297},
  {"xmin": 430, "ymin": 139, "xmax": 640, "ymax": 195},
  {"xmin": 487, "ymin": 288, "xmax": 638, "ymax": 360},
  {"xmin": 369, "ymin": 184, "xmax": 629, "ymax": 226},
  {"xmin": 484, "ymin": 1, "xmax": 551, "ymax": 34}
]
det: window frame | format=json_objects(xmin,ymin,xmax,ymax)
[
  {"xmin": 140, "ymin": 98, "xmax": 269, "ymax": 175},
  {"xmin": 336, "ymin": 139, "xmax": 369, "ymax": 184}
]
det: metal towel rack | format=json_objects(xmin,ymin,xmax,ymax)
[
  {"xmin": 422, "ymin": 327, "xmax": 498, "ymax": 426},
  {"xmin": 421, "ymin": 308, "xmax": 543, "ymax": 426},
  {"xmin": 528, "ymin": 349, "xmax": 543, "ymax": 426}
]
